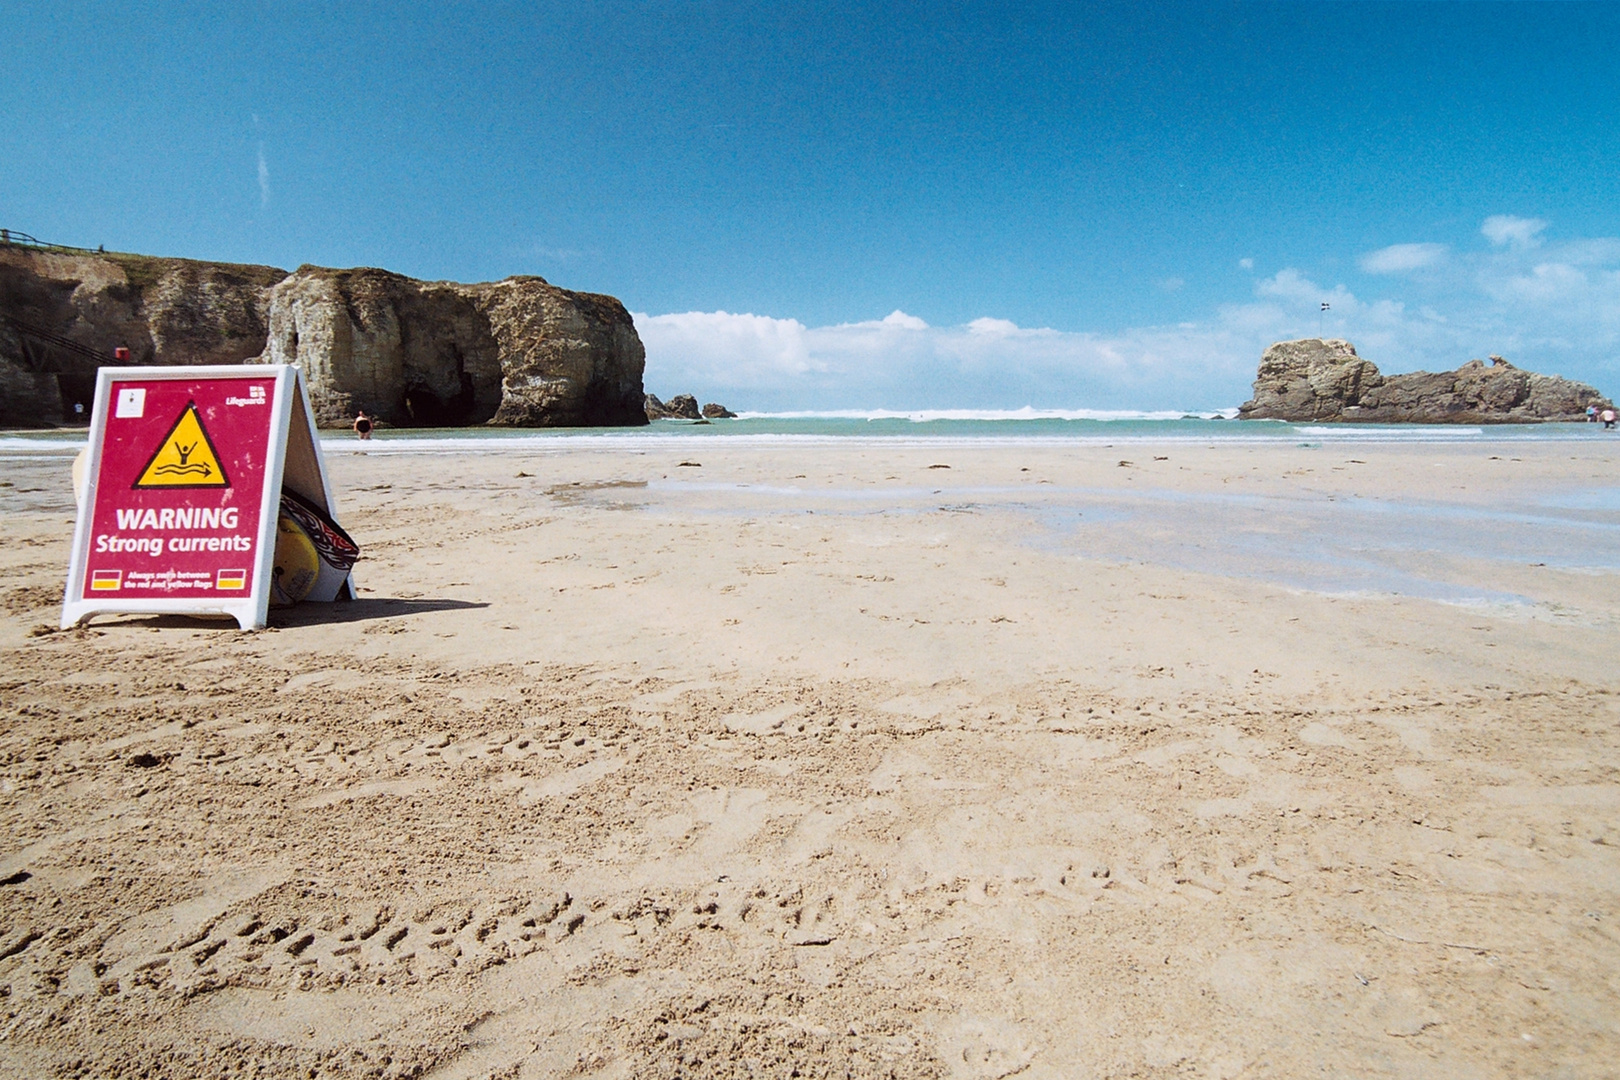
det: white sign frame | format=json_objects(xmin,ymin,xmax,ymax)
[{"xmin": 61, "ymin": 364, "xmax": 347, "ymax": 631}]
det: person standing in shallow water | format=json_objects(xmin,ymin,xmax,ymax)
[
  {"xmin": 353, "ymin": 411, "xmax": 373, "ymax": 440},
  {"xmin": 1603, "ymin": 408, "xmax": 1617, "ymax": 430}
]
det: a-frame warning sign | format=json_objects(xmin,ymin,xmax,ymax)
[
  {"xmin": 133, "ymin": 402, "xmax": 230, "ymax": 488},
  {"xmin": 62, "ymin": 365, "xmax": 356, "ymax": 630}
]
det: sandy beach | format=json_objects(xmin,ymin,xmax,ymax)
[{"xmin": 1, "ymin": 434, "xmax": 1617, "ymax": 1078}]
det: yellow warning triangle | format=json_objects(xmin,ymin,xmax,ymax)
[{"xmin": 134, "ymin": 403, "xmax": 229, "ymax": 488}]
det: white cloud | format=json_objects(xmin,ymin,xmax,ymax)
[
  {"xmin": 1256, "ymin": 268, "xmax": 1359, "ymax": 312},
  {"xmin": 1359, "ymin": 243, "xmax": 1447, "ymax": 274},
  {"xmin": 257, "ymin": 144, "xmax": 270, "ymax": 208},
  {"xmin": 636, "ymin": 222, "xmax": 1620, "ymax": 411},
  {"xmin": 826, "ymin": 310, "xmax": 930, "ymax": 332},
  {"xmin": 1555, "ymin": 238, "xmax": 1620, "ymax": 266},
  {"xmin": 635, "ymin": 310, "xmax": 819, "ymax": 385},
  {"xmin": 1238, "ymin": 258, "xmax": 1254, "ymax": 270},
  {"xmin": 880, "ymin": 309, "xmax": 928, "ymax": 330},
  {"xmin": 1481, "ymin": 214, "xmax": 1548, "ymax": 250},
  {"xmin": 637, "ymin": 305, "xmax": 1279, "ymax": 411},
  {"xmin": 1497, "ymin": 262, "xmax": 1588, "ymax": 303}
]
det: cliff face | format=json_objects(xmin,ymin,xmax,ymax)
[
  {"xmin": 259, "ymin": 267, "xmax": 646, "ymax": 428},
  {"xmin": 259, "ymin": 267, "xmax": 504, "ymax": 428},
  {"xmin": 0, "ymin": 246, "xmax": 284, "ymax": 425},
  {"xmin": 0, "ymin": 244, "xmax": 647, "ymax": 428},
  {"xmin": 471, "ymin": 277, "xmax": 647, "ymax": 428},
  {"xmin": 1238, "ymin": 338, "xmax": 1612, "ymax": 423}
]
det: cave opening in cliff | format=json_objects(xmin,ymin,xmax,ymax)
[
  {"xmin": 57, "ymin": 373, "xmax": 95, "ymax": 424},
  {"xmin": 402, "ymin": 348, "xmax": 478, "ymax": 426},
  {"xmin": 577, "ymin": 378, "xmax": 648, "ymax": 428}
]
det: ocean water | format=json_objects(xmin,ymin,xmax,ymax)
[{"xmin": 10, "ymin": 409, "xmax": 1618, "ymax": 457}]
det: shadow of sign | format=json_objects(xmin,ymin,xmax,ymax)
[
  {"xmin": 269, "ymin": 598, "xmax": 489, "ymax": 627},
  {"xmin": 63, "ymin": 598, "xmax": 488, "ymax": 631}
]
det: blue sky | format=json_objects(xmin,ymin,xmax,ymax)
[{"xmin": 5, "ymin": 2, "xmax": 1618, "ymax": 410}]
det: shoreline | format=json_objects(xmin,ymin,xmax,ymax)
[{"xmin": 3, "ymin": 415, "xmax": 1618, "ymax": 459}]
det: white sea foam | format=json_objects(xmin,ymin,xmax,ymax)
[
  {"xmin": 1291, "ymin": 425, "xmax": 1485, "ymax": 439},
  {"xmin": 736, "ymin": 407, "xmax": 1242, "ymax": 421},
  {"xmin": 323, "ymin": 425, "xmax": 1608, "ymax": 455},
  {"xmin": 0, "ymin": 436, "xmax": 84, "ymax": 454},
  {"xmin": 4, "ymin": 412, "xmax": 1610, "ymax": 458}
]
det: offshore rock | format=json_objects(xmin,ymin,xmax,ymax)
[
  {"xmin": 1238, "ymin": 338, "xmax": 1611, "ymax": 423},
  {"xmin": 645, "ymin": 393, "xmax": 701, "ymax": 420},
  {"xmin": 701, "ymin": 402, "xmax": 737, "ymax": 419}
]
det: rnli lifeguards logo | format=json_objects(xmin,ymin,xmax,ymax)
[{"xmin": 133, "ymin": 402, "xmax": 230, "ymax": 489}]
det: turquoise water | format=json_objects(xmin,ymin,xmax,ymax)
[
  {"xmin": 5, "ymin": 411, "xmax": 1618, "ymax": 455},
  {"xmin": 348, "ymin": 414, "xmax": 1617, "ymax": 449},
  {"xmin": 13, "ymin": 415, "xmax": 1620, "ymax": 463}
]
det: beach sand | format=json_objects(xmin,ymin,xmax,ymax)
[{"xmin": 1, "ymin": 437, "xmax": 1617, "ymax": 1078}]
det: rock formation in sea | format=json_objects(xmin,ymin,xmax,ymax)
[
  {"xmin": 644, "ymin": 393, "xmax": 697, "ymax": 420},
  {"xmin": 644, "ymin": 394, "xmax": 736, "ymax": 421},
  {"xmin": 1238, "ymin": 338, "xmax": 1612, "ymax": 423},
  {"xmin": 0, "ymin": 241, "xmax": 646, "ymax": 428}
]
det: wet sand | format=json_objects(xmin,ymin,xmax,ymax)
[{"xmin": 1, "ymin": 437, "xmax": 1618, "ymax": 1078}]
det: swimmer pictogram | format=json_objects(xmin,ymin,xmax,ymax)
[{"xmin": 133, "ymin": 402, "xmax": 230, "ymax": 489}]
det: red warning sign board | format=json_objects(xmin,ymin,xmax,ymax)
[
  {"xmin": 62, "ymin": 364, "xmax": 348, "ymax": 630},
  {"xmin": 77, "ymin": 375, "xmax": 275, "ymax": 604}
]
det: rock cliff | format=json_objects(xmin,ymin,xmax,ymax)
[
  {"xmin": 1238, "ymin": 338, "xmax": 1612, "ymax": 423},
  {"xmin": 471, "ymin": 277, "xmax": 646, "ymax": 428},
  {"xmin": 0, "ymin": 243, "xmax": 646, "ymax": 428},
  {"xmin": 1, "ymin": 245, "xmax": 284, "ymax": 425},
  {"xmin": 259, "ymin": 267, "xmax": 646, "ymax": 427},
  {"xmin": 257, "ymin": 266, "xmax": 499, "ymax": 428}
]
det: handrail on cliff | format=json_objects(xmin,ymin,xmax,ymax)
[
  {"xmin": 3, "ymin": 315, "xmax": 109, "ymax": 371},
  {"xmin": 0, "ymin": 228, "xmax": 103, "ymax": 256}
]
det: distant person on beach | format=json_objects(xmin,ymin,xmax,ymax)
[
  {"xmin": 1603, "ymin": 408, "xmax": 1617, "ymax": 430},
  {"xmin": 353, "ymin": 411, "xmax": 373, "ymax": 440},
  {"xmin": 1589, "ymin": 405, "xmax": 1601, "ymax": 423}
]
